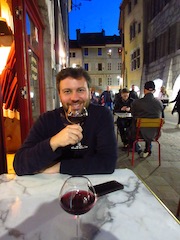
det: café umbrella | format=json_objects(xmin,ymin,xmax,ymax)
[{"xmin": 0, "ymin": 41, "xmax": 19, "ymax": 119}]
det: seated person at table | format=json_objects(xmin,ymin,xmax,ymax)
[
  {"xmin": 13, "ymin": 67, "xmax": 117, "ymax": 176},
  {"xmin": 130, "ymin": 81, "xmax": 163, "ymax": 158},
  {"xmin": 114, "ymin": 88, "xmax": 134, "ymax": 149}
]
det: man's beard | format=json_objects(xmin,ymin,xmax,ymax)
[{"xmin": 62, "ymin": 99, "xmax": 90, "ymax": 113}]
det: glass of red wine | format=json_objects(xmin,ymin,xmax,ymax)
[
  {"xmin": 59, "ymin": 176, "xmax": 96, "ymax": 240},
  {"xmin": 66, "ymin": 106, "xmax": 88, "ymax": 149}
]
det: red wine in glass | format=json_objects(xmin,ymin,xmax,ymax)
[
  {"xmin": 68, "ymin": 115, "xmax": 86, "ymax": 125},
  {"xmin": 59, "ymin": 176, "xmax": 96, "ymax": 240},
  {"xmin": 60, "ymin": 190, "xmax": 96, "ymax": 215},
  {"xmin": 66, "ymin": 106, "xmax": 88, "ymax": 149}
]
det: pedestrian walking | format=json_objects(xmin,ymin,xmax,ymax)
[
  {"xmin": 158, "ymin": 86, "xmax": 169, "ymax": 118},
  {"xmin": 129, "ymin": 84, "xmax": 139, "ymax": 100},
  {"xmin": 170, "ymin": 89, "xmax": 180, "ymax": 129},
  {"xmin": 99, "ymin": 86, "xmax": 113, "ymax": 110}
]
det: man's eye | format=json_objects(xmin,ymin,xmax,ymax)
[
  {"xmin": 78, "ymin": 88, "xmax": 85, "ymax": 93},
  {"xmin": 64, "ymin": 90, "xmax": 71, "ymax": 94}
]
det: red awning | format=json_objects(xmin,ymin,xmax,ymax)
[{"xmin": 0, "ymin": 41, "xmax": 19, "ymax": 119}]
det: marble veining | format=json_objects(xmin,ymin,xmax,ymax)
[{"xmin": 0, "ymin": 169, "xmax": 179, "ymax": 240}]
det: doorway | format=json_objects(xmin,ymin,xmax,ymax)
[{"xmin": 0, "ymin": 0, "xmax": 45, "ymax": 173}]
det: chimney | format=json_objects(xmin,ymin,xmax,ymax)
[{"xmin": 76, "ymin": 29, "xmax": 80, "ymax": 41}]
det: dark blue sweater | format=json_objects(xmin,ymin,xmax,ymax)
[{"xmin": 13, "ymin": 104, "xmax": 117, "ymax": 175}]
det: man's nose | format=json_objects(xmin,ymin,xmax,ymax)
[{"xmin": 71, "ymin": 91, "xmax": 79, "ymax": 101}]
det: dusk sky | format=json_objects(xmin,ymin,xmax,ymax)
[{"xmin": 69, "ymin": 0, "xmax": 122, "ymax": 40}]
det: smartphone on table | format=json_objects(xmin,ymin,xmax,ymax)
[{"xmin": 91, "ymin": 180, "xmax": 124, "ymax": 197}]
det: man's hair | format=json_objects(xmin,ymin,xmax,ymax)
[
  {"xmin": 144, "ymin": 81, "xmax": 155, "ymax": 91},
  {"xmin": 121, "ymin": 88, "xmax": 130, "ymax": 94},
  {"xmin": 56, "ymin": 67, "xmax": 92, "ymax": 92}
]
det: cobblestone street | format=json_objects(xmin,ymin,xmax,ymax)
[{"xmin": 116, "ymin": 110, "xmax": 180, "ymax": 220}]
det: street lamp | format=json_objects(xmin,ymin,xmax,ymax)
[{"xmin": 117, "ymin": 75, "xmax": 123, "ymax": 87}]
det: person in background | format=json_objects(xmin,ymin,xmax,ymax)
[
  {"xmin": 114, "ymin": 88, "xmax": 134, "ymax": 150},
  {"xmin": 90, "ymin": 90, "xmax": 99, "ymax": 105},
  {"xmin": 99, "ymin": 86, "xmax": 113, "ymax": 110},
  {"xmin": 129, "ymin": 84, "xmax": 139, "ymax": 100},
  {"xmin": 130, "ymin": 81, "xmax": 163, "ymax": 158},
  {"xmin": 158, "ymin": 86, "xmax": 169, "ymax": 118},
  {"xmin": 113, "ymin": 88, "xmax": 122, "ymax": 106},
  {"xmin": 13, "ymin": 67, "xmax": 117, "ymax": 176},
  {"xmin": 170, "ymin": 89, "xmax": 180, "ymax": 129}
]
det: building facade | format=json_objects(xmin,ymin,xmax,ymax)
[
  {"xmin": 120, "ymin": 0, "xmax": 144, "ymax": 90},
  {"xmin": 143, "ymin": 0, "xmax": 180, "ymax": 99},
  {"xmin": 69, "ymin": 29, "xmax": 122, "ymax": 94},
  {"xmin": 119, "ymin": 0, "xmax": 180, "ymax": 98}
]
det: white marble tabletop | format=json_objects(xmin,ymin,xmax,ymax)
[{"xmin": 0, "ymin": 169, "xmax": 179, "ymax": 240}]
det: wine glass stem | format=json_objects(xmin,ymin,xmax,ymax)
[{"xmin": 76, "ymin": 215, "xmax": 80, "ymax": 239}]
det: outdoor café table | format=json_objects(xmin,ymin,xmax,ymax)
[
  {"xmin": 0, "ymin": 169, "xmax": 179, "ymax": 240},
  {"xmin": 114, "ymin": 112, "xmax": 132, "ymax": 118},
  {"xmin": 114, "ymin": 112, "xmax": 132, "ymax": 142}
]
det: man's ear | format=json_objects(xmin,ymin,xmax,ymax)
[
  {"xmin": 89, "ymin": 88, "xmax": 92, "ymax": 97},
  {"xmin": 58, "ymin": 92, "xmax": 62, "ymax": 102}
]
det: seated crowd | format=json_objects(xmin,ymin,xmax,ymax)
[{"xmin": 113, "ymin": 81, "xmax": 163, "ymax": 158}]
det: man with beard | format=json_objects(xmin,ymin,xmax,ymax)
[{"xmin": 13, "ymin": 67, "xmax": 117, "ymax": 175}]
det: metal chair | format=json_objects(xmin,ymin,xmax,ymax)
[{"xmin": 130, "ymin": 118, "xmax": 164, "ymax": 166}]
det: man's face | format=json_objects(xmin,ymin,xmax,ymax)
[
  {"xmin": 59, "ymin": 76, "xmax": 90, "ymax": 112},
  {"xmin": 121, "ymin": 92, "xmax": 129, "ymax": 101}
]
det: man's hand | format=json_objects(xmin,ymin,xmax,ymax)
[{"xmin": 50, "ymin": 124, "xmax": 83, "ymax": 151}]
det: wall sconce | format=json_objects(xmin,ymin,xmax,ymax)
[
  {"xmin": 0, "ymin": 17, "xmax": 12, "ymax": 36},
  {"xmin": 0, "ymin": 18, "xmax": 13, "ymax": 73},
  {"xmin": 107, "ymin": 49, "xmax": 112, "ymax": 57}
]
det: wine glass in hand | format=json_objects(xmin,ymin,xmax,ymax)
[
  {"xmin": 59, "ymin": 176, "xmax": 97, "ymax": 240},
  {"xmin": 66, "ymin": 106, "xmax": 88, "ymax": 149}
]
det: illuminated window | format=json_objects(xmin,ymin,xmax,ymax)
[
  {"xmin": 107, "ymin": 63, "xmax": 111, "ymax": 70},
  {"xmin": 98, "ymin": 63, "xmax": 102, "ymax": 71},
  {"xmin": 131, "ymin": 48, "xmax": 140, "ymax": 71},
  {"xmin": 107, "ymin": 77, "xmax": 112, "ymax": 86},
  {"xmin": 84, "ymin": 48, "xmax": 88, "ymax": 56},
  {"xmin": 98, "ymin": 78, "xmax": 102, "ymax": 86},
  {"xmin": 117, "ymin": 62, "xmax": 122, "ymax": 70},
  {"xmin": 130, "ymin": 21, "xmax": 136, "ymax": 40},
  {"xmin": 84, "ymin": 63, "xmax": 88, "ymax": 71},
  {"xmin": 69, "ymin": 52, "xmax": 76, "ymax": 58},
  {"xmin": 98, "ymin": 48, "xmax": 102, "ymax": 56}
]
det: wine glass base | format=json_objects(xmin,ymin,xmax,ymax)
[
  {"xmin": 71, "ymin": 237, "xmax": 88, "ymax": 240},
  {"xmin": 71, "ymin": 145, "xmax": 88, "ymax": 150}
]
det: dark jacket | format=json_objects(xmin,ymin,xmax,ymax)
[
  {"xmin": 129, "ymin": 90, "xmax": 139, "ymax": 100},
  {"xmin": 113, "ymin": 97, "xmax": 134, "ymax": 113},
  {"xmin": 170, "ymin": 90, "xmax": 180, "ymax": 113},
  {"xmin": 130, "ymin": 93, "xmax": 163, "ymax": 142},
  {"xmin": 99, "ymin": 90, "xmax": 113, "ymax": 104},
  {"xmin": 13, "ymin": 104, "xmax": 117, "ymax": 176}
]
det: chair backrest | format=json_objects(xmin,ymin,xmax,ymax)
[
  {"xmin": 136, "ymin": 118, "xmax": 164, "ymax": 128},
  {"xmin": 136, "ymin": 118, "xmax": 164, "ymax": 140}
]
